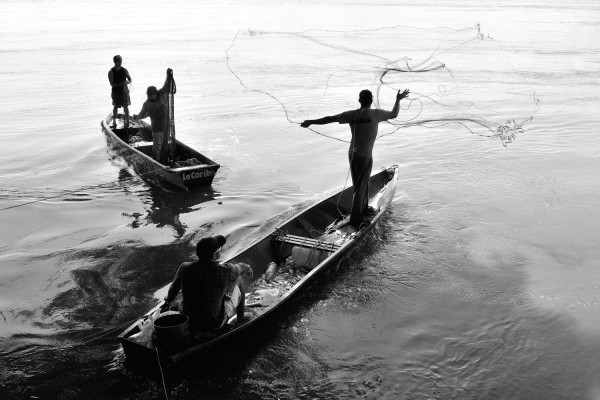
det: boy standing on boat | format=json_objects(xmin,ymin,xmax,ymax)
[
  {"xmin": 133, "ymin": 69, "xmax": 173, "ymax": 164},
  {"xmin": 301, "ymin": 88, "xmax": 410, "ymax": 229},
  {"xmin": 163, "ymin": 235, "xmax": 254, "ymax": 333},
  {"xmin": 108, "ymin": 55, "xmax": 132, "ymax": 129}
]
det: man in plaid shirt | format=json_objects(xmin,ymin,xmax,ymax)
[{"xmin": 164, "ymin": 235, "xmax": 253, "ymax": 332}]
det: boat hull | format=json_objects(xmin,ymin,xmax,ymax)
[{"xmin": 101, "ymin": 114, "xmax": 219, "ymax": 190}]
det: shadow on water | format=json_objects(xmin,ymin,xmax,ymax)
[
  {"xmin": 0, "ymin": 205, "xmax": 392, "ymax": 400},
  {"xmin": 0, "ymin": 168, "xmax": 223, "ymax": 398},
  {"xmin": 0, "ymin": 240, "xmax": 196, "ymax": 399}
]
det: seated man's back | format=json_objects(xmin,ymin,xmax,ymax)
[
  {"xmin": 178, "ymin": 259, "xmax": 239, "ymax": 331},
  {"xmin": 164, "ymin": 235, "xmax": 253, "ymax": 332}
]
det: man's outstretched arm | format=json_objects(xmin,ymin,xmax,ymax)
[
  {"xmin": 301, "ymin": 115, "xmax": 338, "ymax": 128},
  {"xmin": 389, "ymin": 89, "xmax": 410, "ymax": 119}
]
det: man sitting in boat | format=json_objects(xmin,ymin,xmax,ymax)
[
  {"xmin": 300, "ymin": 88, "xmax": 410, "ymax": 229},
  {"xmin": 163, "ymin": 235, "xmax": 253, "ymax": 333},
  {"xmin": 132, "ymin": 68, "xmax": 173, "ymax": 164}
]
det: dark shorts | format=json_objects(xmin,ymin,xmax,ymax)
[
  {"xmin": 111, "ymin": 88, "xmax": 131, "ymax": 108},
  {"xmin": 348, "ymin": 153, "xmax": 373, "ymax": 226}
]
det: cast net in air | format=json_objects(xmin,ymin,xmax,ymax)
[{"xmin": 225, "ymin": 24, "xmax": 540, "ymax": 147}]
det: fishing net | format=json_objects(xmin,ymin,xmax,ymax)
[
  {"xmin": 226, "ymin": 24, "xmax": 539, "ymax": 147},
  {"xmin": 166, "ymin": 69, "xmax": 177, "ymax": 162}
]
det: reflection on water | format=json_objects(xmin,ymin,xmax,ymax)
[{"xmin": 118, "ymin": 169, "xmax": 218, "ymax": 238}]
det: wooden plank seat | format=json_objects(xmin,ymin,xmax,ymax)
[{"xmin": 272, "ymin": 232, "xmax": 342, "ymax": 253}]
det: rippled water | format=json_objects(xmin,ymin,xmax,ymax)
[{"xmin": 1, "ymin": 0, "xmax": 600, "ymax": 399}]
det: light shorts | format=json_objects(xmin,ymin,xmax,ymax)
[
  {"xmin": 223, "ymin": 284, "xmax": 241, "ymax": 318},
  {"xmin": 152, "ymin": 129, "xmax": 164, "ymax": 153}
]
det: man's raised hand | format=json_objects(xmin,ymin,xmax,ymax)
[{"xmin": 397, "ymin": 89, "xmax": 410, "ymax": 101}]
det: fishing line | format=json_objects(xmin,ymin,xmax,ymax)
[
  {"xmin": 69, "ymin": 324, "xmax": 131, "ymax": 347},
  {"xmin": 155, "ymin": 344, "xmax": 170, "ymax": 400},
  {"xmin": 32, "ymin": 316, "xmax": 143, "ymax": 351},
  {"xmin": 225, "ymin": 30, "xmax": 349, "ymax": 144},
  {"xmin": 0, "ymin": 181, "xmax": 121, "ymax": 211},
  {"xmin": 0, "ymin": 157, "xmax": 169, "ymax": 212}
]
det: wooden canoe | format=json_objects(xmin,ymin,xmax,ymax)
[
  {"xmin": 117, "ymin": 165, "xmax": 399, "ymax": 367},
  {"xmin": 101, "ymin": 113, "xmax": 220, "ymax": 190}
]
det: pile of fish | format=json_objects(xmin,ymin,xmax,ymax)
[{"xmin": 245, "ymin": 257, "xmax": 307, "ymax": 308}]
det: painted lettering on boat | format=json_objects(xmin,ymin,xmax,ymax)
[{"xmin": 182, "ymin": 169, "xmax": 215, "ymax": 181}]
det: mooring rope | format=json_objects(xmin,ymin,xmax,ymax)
[{"xmin": 155, "ymin": 344, "xmax": 170, "ymax": 400}]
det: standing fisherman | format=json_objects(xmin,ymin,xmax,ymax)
[
  {"xmin": 133, "ymin": 69, "xmax": 173, "ymax": 164},
  {"xmin": 108, "ymin": 55, "xmax": 132, "ymax": 128},
  {"xmin": 301, "ymin": 88, "xmax": 410, "ymax": 229}
]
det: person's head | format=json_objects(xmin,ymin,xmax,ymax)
[
  {"xmin": 113, "ymin": 55, "xmax": 122, "ymax": 66},
  {"xmin": 196, "ymin": 235, "xmax": 226, "ymax": 260},
  {"xmin": 146, "ymin": 86, "xmax": 159, "ymax": 102},
  {"xmin": 358, "ymin": 89, "xmax": 373, "ymax": 108}
]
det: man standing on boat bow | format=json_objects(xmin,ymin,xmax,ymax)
[
  {"xmin": 301, "ymin": 88, "xmax": 410, "ymax": 229},
  {"xmin": 108, "ymin": 55, "xmax": 132, "ymax": 129},
  {"xmin": 164, "ymin": 235, "xmax": 254, "ymax": 333},
  {"xmin": 133, "ymin": 68, "xmax": 173, "ymax": 164}
]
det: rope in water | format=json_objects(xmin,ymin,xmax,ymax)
[
  {"xmin": 0, "ymin": 180, "xmax": 120, "ymax": 211},
  {"xmin": 47, "ymin": 317, "xmax": 143, "ymax": 349},
  {"xmin": 0, "ymin": 120, "xmax": 172, "ymax": 212},
  {"xmin": 155, "ymin": 344, "xmax": 170, "ymax": 400}
]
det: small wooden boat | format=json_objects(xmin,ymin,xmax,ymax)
[
  {"xmin": 101, "ymin": 114, "xmax": 220, "ymax": 190},
  {"xmin": 118, "ymin": 165, "xmax": 399, "ymax": 368}
]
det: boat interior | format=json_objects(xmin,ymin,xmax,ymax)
[
  {"xmin": 106, "ymin": 114, "xmax": 215, "ymax": 167},
  {"xmin": 231, "ymin": 167, "xmax": 394, "ymax": 283}
]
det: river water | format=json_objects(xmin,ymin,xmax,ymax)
[{"xmin": 1, "ymin": 0, "xmax": 600, "ymax": 399}]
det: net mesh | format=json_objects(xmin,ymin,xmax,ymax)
[
  {"xmin": 226, "ymin": 24, "xmax": 540, "ymax": 147},
  {"xmin": 166, "ymin": 70, "xmax": 177, "ymax": 163}
]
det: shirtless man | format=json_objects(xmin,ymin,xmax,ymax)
[{"xmin": 301, "ymin": 88, "xmax": 410, "ymax": 228}]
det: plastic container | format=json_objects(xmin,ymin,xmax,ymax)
[
  {"xmin": 292, "ymin": 246, "xmax": 329, "ymax": 270},
  {"xmin": 256, "ymin": 288, "xmax": 280, "ymax": 306},
  {"xmin": 264, "ymin": 262, "xmax": 278, "ymax": 282}
]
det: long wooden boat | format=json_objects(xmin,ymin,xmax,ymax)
[
  {"xmin": 101, "ymin": 113, "xmax": 220, "ymax": 190},
  {"xmin": 118, "ymin": 165, "xmax": 399, "ymax": 368}
]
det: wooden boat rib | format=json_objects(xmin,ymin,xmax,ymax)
[
  {"xmin": 118, "ymin": 165, "xmax": 399, "ymax": 367},
  {"xmin": 101, "ymin": 114, "xmax": 220, "ymax": 190}
]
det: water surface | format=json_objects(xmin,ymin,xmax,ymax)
[{"xmin": 1, "ymin": 0, "xmax": 600, "ymax": 399}]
